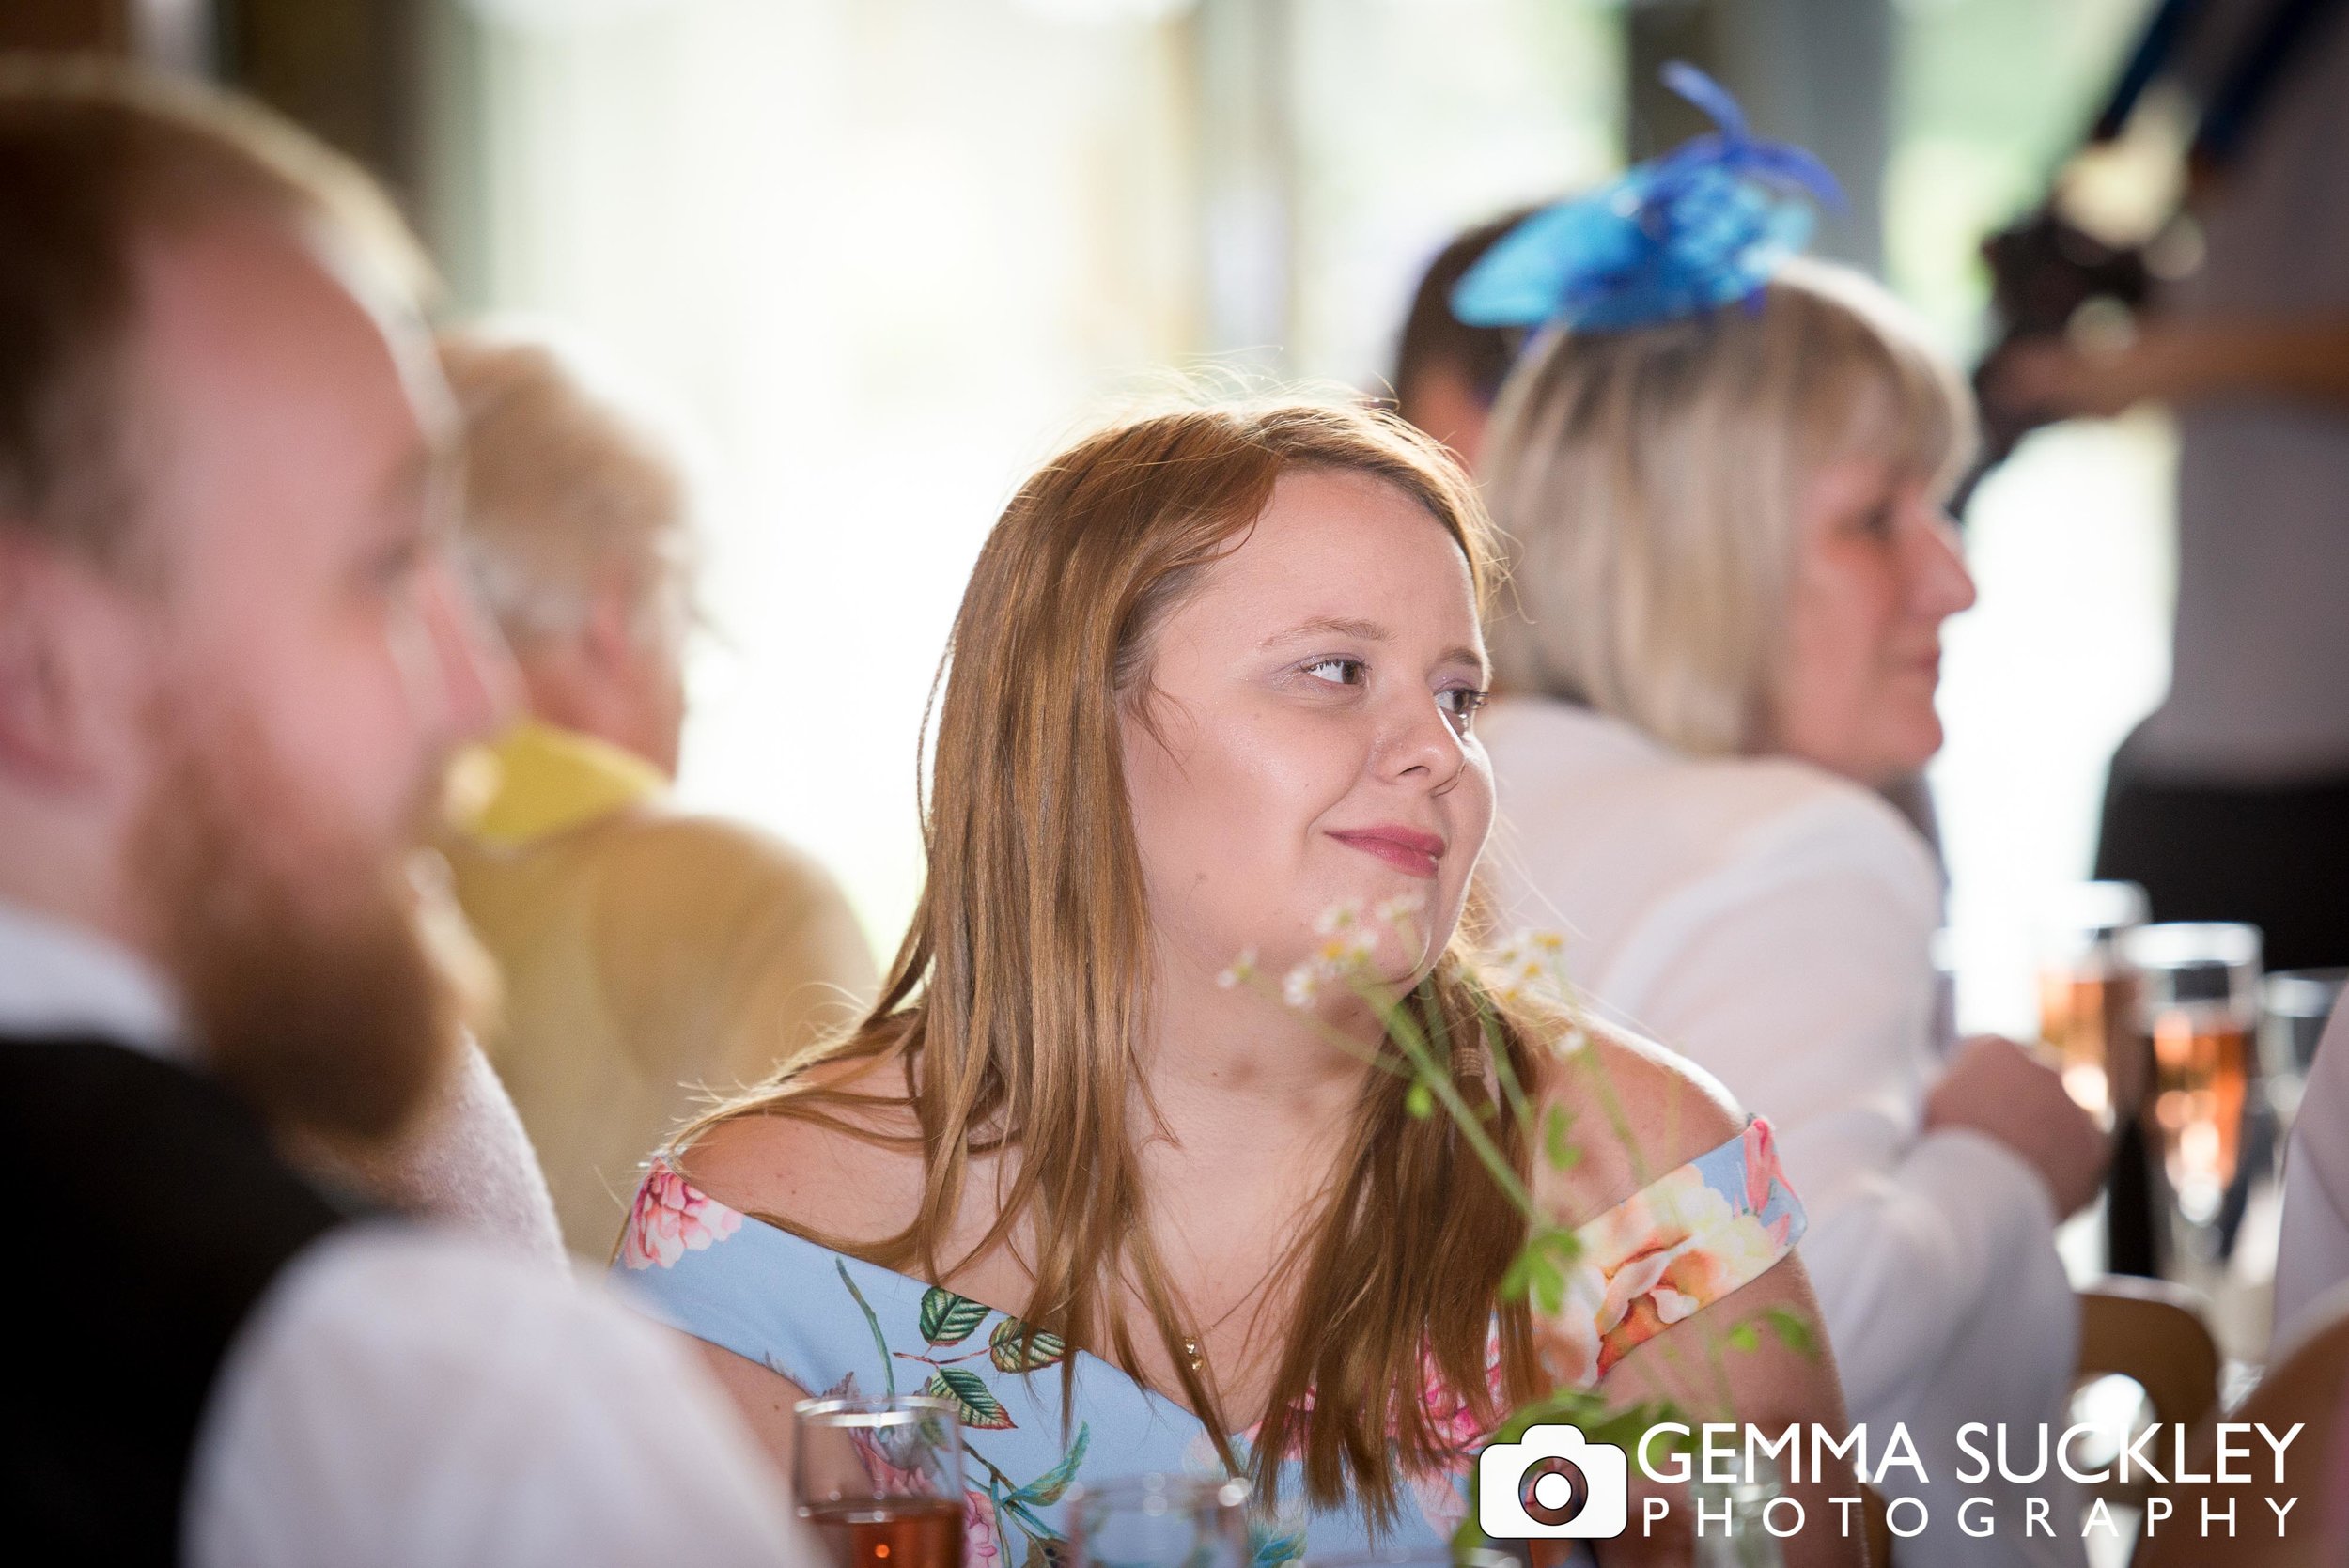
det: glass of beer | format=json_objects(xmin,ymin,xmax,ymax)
[
  {"xmin": 2123, "ymin": 922, "xmax": 2261, "ymax": 1229},
  {"xmin": 2036, "ymin": 881, "xmax": 2149, "ymax": 1121},
  {"xmin": 1067, "ymin": 1473, "xmax": 1252, "ymax": 1568},
  {"xmin": 794, "ymin": 1393, "xmax": 967, "ymax": 1568}
]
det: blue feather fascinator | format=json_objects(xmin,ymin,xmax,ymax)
[{"xmin": 1451, "ymin": 63, "xmax": 1844, "ymax": 334}]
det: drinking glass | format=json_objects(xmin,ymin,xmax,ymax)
[
  {"xmin": 1303, "ymin": 1550, "xmax": 1517, "ymax": 1568},
  {"xmin": 1066, "ymin": 1472, "xmax": 1252, "ymax": 1568},
  {"xmin": 2123, "ymin": 923, "xmax": 2261, "ymax": 1231},
  {"xmin": 794, "ymin": 1393, "xmax": 968, "ymax": 1568},
  {"xmin": 2036, "ymin": 881, "xmax": 2148, "ymax": 1121},
  {"xmin": 2260, "ymin": 968, "xmax": 2349, "ymax": 1128}
]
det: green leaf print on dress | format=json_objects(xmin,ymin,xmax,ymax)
[{"xmin": 841, "ymin": 1271, "xmax": 1093, "ymax": 1564}]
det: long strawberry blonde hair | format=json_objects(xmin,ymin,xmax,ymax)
[{"xmin": 683, "ymin": 400, "xmax": 1548, "ymax": 1523}]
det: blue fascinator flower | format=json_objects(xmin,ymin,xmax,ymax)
[{"xmin": 1451, "ymin": 63, "xmax": 1844, "ymax": 334}]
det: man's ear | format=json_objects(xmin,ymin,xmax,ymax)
[{"xmin": 0, "ymin": 535, "xmax": 104, "ymax": 786}]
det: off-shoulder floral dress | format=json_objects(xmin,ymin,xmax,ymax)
[{"xmin": 614, "ymin": 1118, "xmax": 1803, "ymax": 1567}]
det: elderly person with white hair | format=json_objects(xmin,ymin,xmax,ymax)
[
  {"xmin": 437, "ymin": 329, "xmax": 875, "ymax": 1258},
  {"xmin": 1458, "ymin": 71, "xmax": 2109, "ymax": 1566}
]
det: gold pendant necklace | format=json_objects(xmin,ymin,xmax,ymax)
[{"xmin": 1174, "ymin": 1223, "xmax": 1307, "ymax": 1386}]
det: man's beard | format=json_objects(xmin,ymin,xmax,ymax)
[{"xmin": 132, "ymin": 708, "xmax": 460, "ymax": 1145}]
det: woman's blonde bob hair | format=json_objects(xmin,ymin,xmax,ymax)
[
  {"xmin": 683, "ymin": 399, "xmax": 1548, "ymax": 1524},
  {"xmin": 437, "ymin": 328, "xmax": 699, "ymax": 648},
  {"xmin": 1479, "ymin": 258, "xmax": 1978, "ymax": 755}
]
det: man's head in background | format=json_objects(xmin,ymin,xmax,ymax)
[
  {"xmin": 0, "ymin": 59, "xmax": 510, "ymax": 1139},
  {"xmin": 437, "ymin": 330, "xmax": 700, "ymax": 780},
  {"xmin": 1391, "ymin": 206, "xmax": 1536, "ymax": 474}
]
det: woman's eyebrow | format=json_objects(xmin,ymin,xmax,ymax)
[{"xmin": 1258, "ymin": 615, "xmax": 1387, "ymax": 649}]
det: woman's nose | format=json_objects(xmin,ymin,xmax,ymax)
[
  {"xmin": 1911, "ymin": 512, "xmax": 1978, "ymax": 621},
  {"xmin": 1377, "ymin": 689, "xmax": 1470, "ymax": 785}
]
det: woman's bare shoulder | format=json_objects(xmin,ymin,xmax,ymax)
[
  {"xmin": 1534, "ymin": 1022, "xmax": 1746, "ymax": 1227},
  {"xmin": 674, "ymin": 1055, "xmax": 929, "ymax": 1244}
]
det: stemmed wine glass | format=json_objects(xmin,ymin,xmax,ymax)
[
  {"xmin": 2123, "ymin": 922, "xmax": 2262, "ymax": 1261},
  {"xmin": 2036, "ymin": 880, "xmax": 2148, "ymax": 1123}
]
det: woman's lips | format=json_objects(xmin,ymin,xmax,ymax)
[{"xmin": 1328, "ymin": 826, "xmax": 1446, "ymax": 880}]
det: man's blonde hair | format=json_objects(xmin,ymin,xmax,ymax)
[
  {"xmin": 436, "ymin": 330, "xmax": 698, "ymax": 650},
  {"xmin": 1480, "ymin": 259, "xmax": 1977, "ymax": 755}
]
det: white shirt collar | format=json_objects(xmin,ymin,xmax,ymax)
[{"xmin": 0, "ymin": 897, "xmax": 190, "ymax": 1062}]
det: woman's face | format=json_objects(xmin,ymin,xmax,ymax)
[
  {"xmin": 1121, "ymin": 468, "xmax": 1494, "ymax": 994},
  {"xmin": 1769, "ymin": 454, "xmax": 1977, "ymax": 786}
]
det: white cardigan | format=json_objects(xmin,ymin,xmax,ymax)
[{"xmin": 1481, "ymin": 698, "xmax": 2082, "ymax": 1567}]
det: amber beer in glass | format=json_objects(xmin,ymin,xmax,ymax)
[
  {"xmin": 2123, "ymin": 923, "xmax": 2262, "ymax": 1228},
  {"xmin": 794, "ymin": 1394, "xmax": 967, "ymax": 1568}
]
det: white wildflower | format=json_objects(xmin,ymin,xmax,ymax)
[
  {"xmin": 1373, "ymin": 891, "xmax": 1426, "ymax": 924},
  {"xmin": 1282, "ymin": 964, "xmax": 1320, "ymax": 1009},
  {"xmin": 1313, "ymin": 899, "xmax": 1364, "ymax": 936},
  {"xmin": 1314, "ymin": 928, "xmax": 1377, "ymax": 976},
  {"xmin": 1217, "ymin": 949, "xmax": 1259, "ymax": 990}
]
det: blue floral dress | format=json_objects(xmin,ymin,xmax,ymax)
[{"xmin": 612, "ymin": 1119, "xmax": 1804, "ymax": 1566}]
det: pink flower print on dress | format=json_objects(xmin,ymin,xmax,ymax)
[
  {"xmin": 1413, "ymin": 1329, "xmax": 1507, "ymax": 1457},
  {"xmin": 619, "ymin": 1164, "xmax": 743, "ymax": 1270},
  {"xmin": 1407, "ymin": 1328, "xmax": 1510, "ymax": 1536},
  {"xmin": 846, "ymin": 1427, "xmax": 933, "ymax": 1498},
  {"xmin": 1527, "ymin": 1121, "xmax": 1800, "ymax": 1387},
  {"xmin": 1741, "ymin": 1118, "xmax": 1782, "ymax": 1215},
  {"xmin": 963, "ymin": 1489, "xmax": 1003, "ymax": 1567}
]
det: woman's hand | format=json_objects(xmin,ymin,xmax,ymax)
[{"xmin": 1923, "ymin": 1034, "xmax": 2108, "ymax": 1219}]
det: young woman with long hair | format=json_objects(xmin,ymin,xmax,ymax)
[{"xmin": 614, "ymin": 400, "xmax": 1856, "ymax": 1565}]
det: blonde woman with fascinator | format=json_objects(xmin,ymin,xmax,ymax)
[
  {"xmin": 611, "ymin": 396, "xmax": 1860, "ymax": 1566},
  {"xmin": 1468, "ymin": 66, "xmax": 2105, "ymax": 1568}
]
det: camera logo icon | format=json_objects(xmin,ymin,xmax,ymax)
[{"xmin": 1476, "ymin": 1425, "xmax": 1629, "ymax": 1539}]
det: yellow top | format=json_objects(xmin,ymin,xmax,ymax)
[
  {"xmin": 460, "ymin": 719, "xmax": 670, "ymax": 850},
  {"xmin": 445, "ymin": 721, "xmax": 878, "ymax": 1256}
]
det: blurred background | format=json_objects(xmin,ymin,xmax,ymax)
[{"xmin": 13, "ymin": 0, "xmax": 2170, "ymax": 1039}]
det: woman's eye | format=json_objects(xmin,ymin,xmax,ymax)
[
  {"xmin": 1303, "ymin": 656, "xmax": 1366, "ymax": 687},
  {"xmin": 1856, "ymin": 500, "xmax": 1900, "ymax": 540},
  {"xmin": 1438, "ymin": 687, "xmax": 1489, "ymax": 734}
]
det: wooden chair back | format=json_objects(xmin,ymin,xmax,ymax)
[{"xmin": 2076, "ymin": 1276, "xmax": 2223, "ymax": 1432}]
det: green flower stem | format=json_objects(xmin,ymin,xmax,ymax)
[
  {"xmin": 1480, "ymin": 1008, "xmax": 1535, "ymax": 1143},
  {"xmin": 1466, "ymin": 1004, "xmax": 1541, "ymax": 1164},
  {"xmin": 1376, "ymin": 988, "xmax": 1533, "ymax": 1216}
]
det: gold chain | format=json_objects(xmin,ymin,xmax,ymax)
[{"xmin": 1176, "ymin": 1249, "xmax": 1295, "ymax": 1378}]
